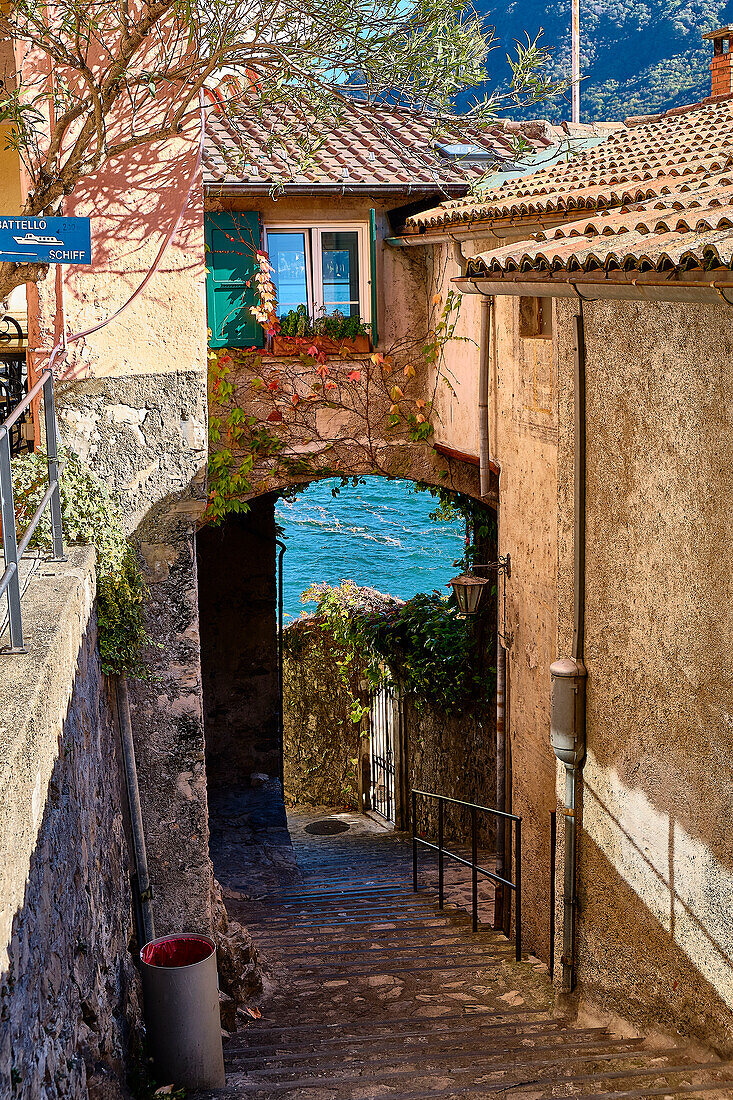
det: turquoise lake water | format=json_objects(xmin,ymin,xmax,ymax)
[{"xmin": 275, "ymin": 478, "xmax": 466, "ymax": 622}]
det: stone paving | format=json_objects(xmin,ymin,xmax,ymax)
[{"xmin": 206, "ymin": 804, "xmax": 733, "ymax": 1099}]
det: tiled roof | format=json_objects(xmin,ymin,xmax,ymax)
[
  {"xmin": 464, "ymin": 173, "xmax": 733, "ymax": 275},
  {"xmin": 203, "ymin": 94, "xmax": 567, "ymax": 193},
  {"xmin": 405, "ymin": 97, "xmax": 733, "ymax": 231}
]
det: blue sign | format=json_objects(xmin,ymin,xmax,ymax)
[{"xmin": 0, "ymin": 216, "xmax": 91, "ymax": 264}]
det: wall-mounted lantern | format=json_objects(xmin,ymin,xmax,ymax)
[{"xmin": 449, "ymin": 555, "xmax": 510, "ymax": 616}]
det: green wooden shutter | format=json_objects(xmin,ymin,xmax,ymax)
[
  {"xmin": 205, "ymin": 211, "xmax": 264, "ymax": 349},
  {"xmin": 369, "ymin": 208, "xmax": 379, "ymax": 347}
]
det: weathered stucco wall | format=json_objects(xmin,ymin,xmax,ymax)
[
  {"xmin": 37, "ymin": 127, "xmax": 212, "ymax": 937},
  {"xmin": 0, "ymin": 550, "xmax": 139, "ymax": 1100},
  {"xmin": 283, "ymin": 620, "xmax": 363, "ymax": 808},
  {"xmin": 198, "ymin": 499, "xmax": 280, "ymax": 790},
  {"xmin": 554, "ymin": 296, "xmax": 733, "ymax": 1052},
  {"xmin": 429, "ymin": 246, "xmax": 559, "ymax": 965}
]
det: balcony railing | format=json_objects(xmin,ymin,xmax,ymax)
[{"xmin": 0, "ymin": 369, "xmax": 64, "ymax": 652}]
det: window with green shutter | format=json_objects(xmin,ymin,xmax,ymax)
[{"xmin": 205, "ymin": 212, "xmax": 264, "ymax": 349}]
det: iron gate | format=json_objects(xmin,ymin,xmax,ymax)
[
  {"xmin": 0, "ymin": 317, "xmax": 29, "ymax": 456},
  {"xmin": 369, "ymin": 680, "xmax": 397, "ymax": 821}
]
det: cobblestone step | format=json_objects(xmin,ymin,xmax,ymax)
[{"xmin": 206, "ymin": 806, "xmax": 733, "ymax": 1099}]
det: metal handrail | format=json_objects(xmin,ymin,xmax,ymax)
[
  {"xmin": 411, "ymin": 788, "xmax": 522, "ymax": 960},
  {"xmin": 0, "ymin": 369, "xmax": 64, "ymax": 652}
]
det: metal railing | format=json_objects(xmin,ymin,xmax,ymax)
[
  {"xmin": 411, "ymin": 788, "xmax": 522, "ymax": 960},
  {"xmin": 0, "ymin": 369, "xmax": 64, "ymax": 652}
]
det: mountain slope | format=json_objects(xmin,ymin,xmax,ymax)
[{"xmin": 456, "ymin": 0, "xmax": 733, "ymax": 122}]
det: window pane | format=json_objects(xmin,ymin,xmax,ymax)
[
  {"xmin": 268, "ymin": 232, "xmax": 308, "ymax": 316},
  {"xmin": 321, "ymin": 232, "xmax": 360, "ymax": 318}
]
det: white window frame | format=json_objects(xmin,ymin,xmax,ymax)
[{"xmin": 263, "ymin": 221, "xmax": 371, "ymax": 323}]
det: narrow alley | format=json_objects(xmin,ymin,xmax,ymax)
[{"xmin": 208, "ymin": 807, "xmax": 733, "ymax": 1100}]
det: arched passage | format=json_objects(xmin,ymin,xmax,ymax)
[{"xmin": 196, "ymin": 465, "xmax": 498, "ymax": 883}]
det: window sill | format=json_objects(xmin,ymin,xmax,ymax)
[{"xmin": 270, "ymin": 335, "xmax": 372, "ymax": 357}]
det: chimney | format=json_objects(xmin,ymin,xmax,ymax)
[{"xmin": 704, "ymin": 27, "xmax": 733, "ymax": 98}]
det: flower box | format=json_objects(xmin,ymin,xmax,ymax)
[{"xmin": 271, "ymin": 334, "xmax": 371, "ymax": 357}]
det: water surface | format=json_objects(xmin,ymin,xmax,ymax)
[{"xmin": 275, "ymin": 478, "xmax": 465, "ymax": 621}]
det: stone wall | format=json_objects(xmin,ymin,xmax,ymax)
[
  {"xmin": 56, "ymin": 370, "xmax": 213, "ymax": 938},
  {"xmin": 282, "ymin": 620, "xmax": 363, "ymax": 808},
  {"xmin": 0, "ymin": 549, "xmax": 139, "ymax": 1100},
  {"xmin": 282, "ymin": 603, "xmax": 496, "ymax": 837},
  {"xmin": 406, "ymin": 695, "xmax": 496, "ymax": 846}
]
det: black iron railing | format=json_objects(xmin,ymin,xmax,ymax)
[
  {"xmin": 0, "ymin": 369, "xmax": 64, "ymax": 652},
  {"xmin": 411, "ymin": 788, "xmax": 522, "ymax": 960}
]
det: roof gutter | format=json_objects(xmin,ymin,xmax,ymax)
[
  {"xmin": 204, "ymin": 182, "xmax": 473, "ymax": 198},
  {"xmin": 454, "ymin": 273, "xmax": 733, "ymax": 305}
]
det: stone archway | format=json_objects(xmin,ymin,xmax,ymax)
[{"xmin": 206, "ymin": 346, "xmax": 497, "ymax": 521}]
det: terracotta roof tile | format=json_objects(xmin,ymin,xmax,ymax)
[
  {"xmin": 416, "ymin": 97, "xmax": 733, "ymax": 278},
  {"xmin": 203, "ymin": 94, "xmax": 566, "ymax": 193},
  {"xmin": 407, "ymin": 98, "xmax": 733, "ymax": 232}
]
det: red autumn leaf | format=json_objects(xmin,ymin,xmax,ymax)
[
  {"xmin": 307, "ymin": 345, "xmax": 319, "ymax": 357},
  {"xmin": 267, "ymin": 379, "xmax": 279, "ymax": 391},
  {"xmin": 291, "ymin": 394, "xmax": 300, "ymax": 406},
  {"xmin": 267, "ymin": 409, "xmax": 283, "ymax": 422},
  {"xmin": 325, "ymin": 379, "xmax": 337, "ymax": 391},
  {"xmin": 348, "ymin": 370, "xmax": 361, "ymax": 382}
]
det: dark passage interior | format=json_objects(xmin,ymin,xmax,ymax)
[{"xmin": 197, "ymin": 495, "xmax": 281, "ymax": 791}]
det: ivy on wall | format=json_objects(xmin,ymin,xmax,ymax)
[
  {"xmin": 12, "ymin": 451, "xmax": 149, "ymax": 676},
  {"xmin": 205, "ymin": 269, "xmax": 467, "ymax": 525}
]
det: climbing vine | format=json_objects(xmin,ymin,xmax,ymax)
[
  {"xmin": 412, "ymin": 482, "xmax": 497, "ymax": 569},
  {"xmin": 205, "ymin": 226, "xmax": 466, "ymax": 524},
  {"xmin": 11, "ymin": 451, "xmax": 150, "ymax": 676},
  {"xmin": 297, "ymin": 580, "xmax": 494, "ymax": 718}
]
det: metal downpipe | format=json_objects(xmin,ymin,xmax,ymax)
[
  {"xmin": 115, "ymin": 672, "xmax": 155, "ymax": 946},
  {"xmin": 479, "ymin": 296, "xmax": 493, "ymax": 499},
  {"xmin": 563, "ymin": 306, "xmax": 587, "ymax": 993},
  {"xmin": 494, "ymin": 637, "xmax": 507, "ymax": 931}
]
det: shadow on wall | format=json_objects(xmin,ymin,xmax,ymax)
[
  {"xmin": 578, "ymin": 749, "xmax": 733, "ymax": 1053},
  {"xmin": 0, "ymin": 619, "xmax": 139, "ymax": 1099},
  {"xmin": 56, "ymin": 89, "xmax": 204, "ymax": 383}
]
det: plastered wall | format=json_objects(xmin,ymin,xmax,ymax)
[
  {"xmin": 33, "ymin": 115, "xmax": 212, "ymax": 937},
  {"xmin": 555, "ymin": 296, "xmax": 733, "ymax": 1052},
  {"xmin": 429, "ymin": 245, "xmax": 559, "ymax": 964}
]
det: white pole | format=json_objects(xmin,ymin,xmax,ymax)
[{"xmin": 571, "ymin": 0, "xmax": 580, "ymax": 123}]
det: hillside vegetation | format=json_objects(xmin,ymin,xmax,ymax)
[{"xmin": 457, "ymin": 0, "xmax": 733, "ymax": 121}]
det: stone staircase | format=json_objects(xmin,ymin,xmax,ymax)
[{"xmin": 211, "ymin": 807, "xmax": 733, "ymax": 1099}]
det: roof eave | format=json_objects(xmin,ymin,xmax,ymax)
[
  {"xmin": 203, "ymin": 180, "xmax": 474, "ymax": 197},
  {"xmin": 454, "ymin": 269, "xmax": 733, "ymax": 304}
]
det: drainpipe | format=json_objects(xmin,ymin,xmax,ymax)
[
  {"xmin": 115, "ymin": 672, "xmax": 155, "ymax": 946},
  {"xmin": 494, "ymin": 632, "xmax": 507, "ymax": 931},
  {"xmin": 479, "ymin": 296, "xmax": 493, "ymax": 499},
  {"xmin": 550, "ymin": 307, "xmax": 588, "ymax": 993}
]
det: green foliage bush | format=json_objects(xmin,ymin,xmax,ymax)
[
  {"xmin": 11, "ymin": 450, "xmax": 149, "ymax": 676},
  {"xmin": 303, "ymin": 580, "xmax": 493, "ymax": 716},
  {"xmin": 279, "ymin": 305, "xmax": 369, "ymax": 341}
]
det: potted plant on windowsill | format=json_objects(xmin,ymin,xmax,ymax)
[{"xmin": 272, "ymin": 307, "xmax": 371, "ymax": 356}]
